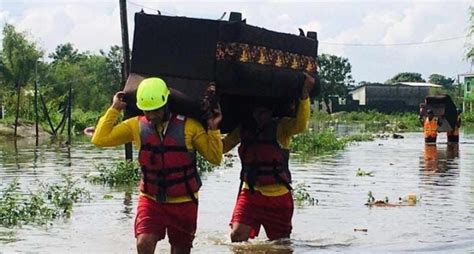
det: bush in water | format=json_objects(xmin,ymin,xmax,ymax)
[
  {"xmin": 291, "ymin": 129, "xmax": 375, "ymax": 158},
  {"xmin": 197, "ymin": 153, "xmax": 215, "ymax": 174},
  {"xmin": 88, "ymin": 155, "xmax": 235, "ymax": 186},
  {"xmin": 0, "ymin": 176, "xmax": 90, "ymax": 227},
  {"xmin": 71, "ymin": 109, "xmax": 102, "ymax": 134},
  {"xmin": 197, "ymin": 153, "xmax": 234, "ymax": 175},
  {"xmin": 88, "ymin": 160, "xmax": 140, "ymax": 186},
  {"xmin": 291, "ymin": 129, "xmax": 346, "ymax": 156},
  {"xmin": 292, "ymin": 182, "xmax": 317, "ymax": 207}
]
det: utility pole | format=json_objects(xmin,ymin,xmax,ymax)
[
  {"xmin": 67, "ymin": 81, "xmax": 72, "ymax": 146},
  {"xmin": 119, "ymin": 0, "xmax": 133, "ymax": 160},
  {"xmin": 35, "ymin": 60, "xmax": 39, "ymax": 146}
]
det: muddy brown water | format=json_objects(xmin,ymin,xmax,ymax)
[{"xmin": 1, "ymin": 129, "xmax": 473, "ymax": 253}]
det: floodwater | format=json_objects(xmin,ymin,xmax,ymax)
[{"xmin": 1, "ymin": 129, "xmax": 473, "ymax": 253}]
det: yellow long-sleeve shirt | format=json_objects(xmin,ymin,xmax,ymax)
[
  {"xmin": 222, "ymin": 98, "xmax": 310, "ymax": 196},
  {"xmin": 92, "ymin": 107, "xmax": 223, "ymax": 203}
]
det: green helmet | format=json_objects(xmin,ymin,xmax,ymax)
[{"xmin": 136, "ymin": 78, "xmax": 170, "ymax": 111}]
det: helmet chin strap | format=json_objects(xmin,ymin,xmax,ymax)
[{"xmin": 163, "ymin": 104, "xmax": 171, "ymax": 122}]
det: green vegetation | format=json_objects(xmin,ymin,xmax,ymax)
[
  {"xmin": 292, "ymin": 182, "xmax": 317, "ymax": 207},
  {"xmin": 197, "ymin": 153, "xmax": 234, "ymax": 174},
  {"xmin": 342, "ymin": 133, "xmax": 374, "ymax": 143},
  {"xmin": 87, "ymin": 160, "xmax": 140, "ymax": 186},
  {"xmin": 86, "ymin": 154, "xmax": 235, "ymax": 187},
  {"xmin": 291, "ymin": 129, "xmax": 345, "ymax": 156},
  {"xmin": 467, "ymin": 6, "xmax": 474, "ymax": 62},
  {"xmin": 386, "ymin": 72, "xmax": 425, "ymax": 84},
  {"xmin": 0, "ymin": 24, "xmax": 121, "ymax": 139},
  {"xmin": 291, "ymin": 129, "xmax": 373, "ymax": 157},
  {"xmin": 0, "ymin": 176, "xmax": 90, "ymax": 227},
  {"xmin": 196, "ymin": 153, "xmax": 215, "ymax": 174},
  {"xmin": 462, "ymin": 111, "xmax": 474, "ymax": 125},
  {"xmin": 312, "ymin": 110, "xmax": 421, "ymax": 132},
  {"xmin": 356, "ymin": 168, "xmax": 373, "ymax": 177},
  {"xmin": 318, "ymin": 54, "xmax": 353, "ymax": 109}
]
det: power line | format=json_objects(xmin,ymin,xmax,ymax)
[
  {"xmin": 320, "ymin": 35, "xmax": 467, "ymax": 47},
  {"xmin": 123, "ymin": 3, "xmax": 468, "ymax": 48}
]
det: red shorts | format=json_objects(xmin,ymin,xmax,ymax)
[
  {"xmin": 134, "ymin": 196, "xmax": 198, "ymax": 248},
  {"xmin": 230, "ymin": 189, "xmax": 294, "ymax": 240}
]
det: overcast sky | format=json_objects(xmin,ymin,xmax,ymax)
[{"xmin": 0, "ymin": 0, "xmax": 473, "ymax": 83}]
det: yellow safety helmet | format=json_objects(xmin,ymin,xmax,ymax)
[{"xmin": 136, "ymin": 77, "xmax": 170, "ymax": 111}]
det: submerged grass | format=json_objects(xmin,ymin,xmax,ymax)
[
  {"xmin": 291, "ymin": 129, "xmax": 373, "ymax": 157},
  {"xmin": 291, "ymin": 129, "xmax": 346, "ymax": 156},
  {"xmin": 0, "ymin": 175, "xmax": 90, "ymax": 227},
  {"xmin": 87, "ymin": 154, "xmax": 235, "ymax": 187},
  {"xmin": 197, "ymin": 153, "xmax": 235, "ymax": 174},
  {"xmin": 292, "ymin": 182, "xmax": 317, "ymax": 207},
  {"xmin": 87, "ymin": 160, "xmax": 140, "ymax": 186}
]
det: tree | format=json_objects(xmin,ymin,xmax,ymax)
[
  {"xmin": 49, "ymin": 43, "xmax": 83, "ymax": 64},
  {"xmin": 467, "ymin": 6, "xmax": 474, "ymax": 63},
  {"xmin": 386, "ymin": 72, "xmax": 425, "ymax": 84},
  {"xmin": 428, "ymin": 74, "xmax": 454, "ymax": 89},
  {"xmin": 318, "ymin": 54, "xmax": 353, "ymax": 112},
  {"xmin": 100, "ymin": 45, "xmax": 123, "ymax": 89},
  {"xmin": 1, "ymin": 24, "xmax": 43, "ymax": 136}
]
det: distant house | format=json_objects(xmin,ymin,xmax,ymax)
[
  {"xmin": 459, "ymin": 73, "xmax": 474, "ymax": 112},
  {"xmin": 348, "ymin": 82, "xmax": 442, "ymax": 113}
]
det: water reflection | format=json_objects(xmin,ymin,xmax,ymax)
[
  {"xmin": 420, "ymin": 143, "xmax": 460, "ymax": 189},
  {"xmin": 446, "ymin": 143, "xmax": 459, "ymax": 160},
  {"xmin": 422, "ymin": 144, "xmax": 440, "ymax": 172},
  {"xmin": 421, "ymin": 144, "xmax": 459, "ymax": 174},
  {"xmin": 123, "ymin": 191, "xmax": 133, "ymax": 217}
]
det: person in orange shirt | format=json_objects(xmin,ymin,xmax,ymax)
[
  {"xmin": 421, "ymin": 109, "xmax": 441, "ymax": 143},
  {"xmin": 92, "ymin": 78, "xmax": 222, "ymax": 254},
  {"xmin": 222, "ymin": 73, "xmax": 315, "ymax": 242},
  {"xmin": 447, "ymin": 108, "xmax": 462, "ymax": 143}
]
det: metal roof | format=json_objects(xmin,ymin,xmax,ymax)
[
  {"xmin": 397, "ymin": 82, "xmax": 442, "ymax": 88},
  {"xmin": 350, "ymin": 82, "xmax": 442, "ymax": 92}
]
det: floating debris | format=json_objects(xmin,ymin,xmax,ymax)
[
  {"xmin": 356, "ymin": 168, "xmax": 373, "ymax": 177},
  {"xmin": 365, "ymin": 191, "xmax": 417, "ymax": 207},
  {"xmin": 392, "ymin": 133, "xmax": 404, "ymax": 139}
]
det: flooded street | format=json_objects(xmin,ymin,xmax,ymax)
[{"xmin": 1, "ymin": 129, "xmax": 473, "ymax": 253}]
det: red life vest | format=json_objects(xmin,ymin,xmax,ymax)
[
  {"xmin": 138, "ymin": 114, "xmax": 201, "ymax": 203},
  {"xmin": 238, "ymin": 121, "xmax": 292, "ymax": 191}
]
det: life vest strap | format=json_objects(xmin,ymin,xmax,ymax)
[
  {"xmin": 141, "ymin": 144, "xmax": 188, "ymax": 153},
  {"xmin": 141, "ymin": 163, "xmax": 195, "ymax": 177},
  {"xmin": 241, "ymin": 139, "xmax": 280, "ymax": 146},
  {"xmin": 152, "ymin": 170, "xmax": 199, "ymax": 187},
  {"xmin": 242, "ymin": 165, "xmax": 288, "ymax": 176}
]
